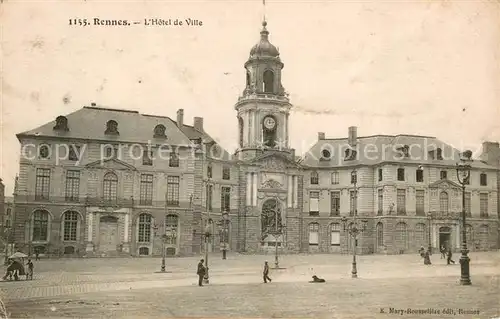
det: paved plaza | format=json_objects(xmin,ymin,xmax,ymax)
[{"xmin": 1, "ymin": 252, "xmax": 499, "ymax": 318}]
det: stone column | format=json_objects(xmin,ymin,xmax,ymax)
[
  {"xmin": 252, "ymin": 173, "xmax": 258, "ymax": 206},
  {"xmin": 246, "ymin": 173, "xmax": 252, "ymax": 206},
  {"xmin": 123, "ymin": 213, "xmax": 130, "ymax": 253},
  {"xmin": 86, "ymin": 212, "xmax": 94, "ymax": 252},
  {"xmin": 293, "ymin": 176, "xmax": 298, "ymax": 208}
]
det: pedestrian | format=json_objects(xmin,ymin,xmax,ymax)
[
  {"xmin": 423, "ymin": 250, "xmax": 432, "ymax": 265},
  {"xmin": 440, "ymin": 245, "xmax": 446, "ymax": 259},
  {"xmin": 263, "ymin": 261, "xmax": 272, "ymax": 283},
  {"xmin": 35, "ymin": 250, "xmax": 40, "ymax": 261},
  {"xmin": 26, "ymin": 259, "xmax": 34, "ymax": 280},
  {"xmin": 197, "ymin": 259, "xmax": 206, "ymax": 287},
  {"xmin": 446, "ymin": 248, "xmax": 455, "ymax": 265},
  {"xmin": 418, "ymin": 246, "xmax": 425, "ymax": 258}
]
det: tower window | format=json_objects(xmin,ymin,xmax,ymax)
[
  {"xmin": 238, "ymin": 117, "xmax": 244, "ymax": 148},
  {"xmin": 246, "ymin": 71, "xmax": 251, "ymax": 87},
  {"xmin": 263, "ymin": 70, "xmax": 274, "ymax": 93}
]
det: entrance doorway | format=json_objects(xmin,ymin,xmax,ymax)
[
  {"xmin": 99, "ymin": 215, "xmax": 119, "ymax": 252},
  {"xmin": 439, "ymin": 226, "xmax": 451, "ymax": 250}
]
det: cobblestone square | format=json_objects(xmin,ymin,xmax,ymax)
[{"xmin": 1, "ymin": 252, "xmax": 499, "ymax": 318}]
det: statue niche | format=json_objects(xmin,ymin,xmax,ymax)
[{"xmin": 261, "ymin": 198, "xmax": 283, "ymax": 242}]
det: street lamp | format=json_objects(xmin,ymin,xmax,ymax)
[
  {"xmin": 204, "ymin": 219, "xmax": 213, "ymax": 284},
  {"xmin": 456, "ymin": 157, "xmax": 472, "ymax": 285},
  {"xmin": 340, "ymin": 169, "xmax": 367, "ymax": 278},
  {"xmin": 218, "ymin": 211, "xmax": 230, "ymax": 260},
  {"xmin": 268, "ymin": 204, "xmax": 286, "ymax": 270},
  {"xmin": 152, "ymin": 223, "xmax": 167, "ymax": 273}
]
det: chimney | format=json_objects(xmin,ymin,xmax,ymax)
[
  {"xmin": 318, "ymin": 132, "xmax": 325, "ymax": 140},
  {"xmin": 348, "ymin": 126, "xmax": 358, "ymax": 146},
  {"xmin": 176, "ymin": 109, "xmax": 184, "ymax": 128},
  {"xmin": 194, "ymin": 117, "xmax": 204, "ymax": 132},
  {"xmin": 481, "ymin": 141, "xmax": 500, "ymax": 164},
  {"xmin": 90, "ymin": 102, "xmax": 96, "ymax": 106}
]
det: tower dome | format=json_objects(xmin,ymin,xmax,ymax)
[{"xmin": 249, "ymin": 21, "xmax": 280, "ymax": 58}]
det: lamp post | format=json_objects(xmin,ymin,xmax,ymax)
[
  {"xmin": 204, "ymin": 219, "xmax": 213, "ymax": 284},
  {"xmin": 340, "ymin": 169, "xmax": 367, "ymax": 278},
  {"xmin": 269, "ymin": 204, "xmax": 286, "ymax": 269},
  {"xmin": 218, "ymin": 211, "xmax": 230, "ymax": 260},
  {"xmin": 456, "ymin": 157, "xmax": 472, "ymax": 285},
  {"xmin": 153, "ymin": 223, "xmax": 167, "ymax": 273}
]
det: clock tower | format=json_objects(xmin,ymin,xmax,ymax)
[{"xmin": 234, "ymin": 21, "xmax": 293, "ymax": 161}]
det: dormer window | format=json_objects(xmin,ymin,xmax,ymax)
[
  {"xmin": 461, "ymin": 150, "xmax": 473, "ymax": 160},
  {"xmin": 440, "ymin": 170, "xmax": 447, "ymax": 180},
  {"xmin": 397, "ymin": 145, "xmax": 410, "ymax": 158},
  {"xmin": 397, "ymin": 168, "xmax": 405, "ymax": 181},
  {"xmin": 39, "ymin": 144, "xmax": 50, "ymax": 159},
  {"xmin": 207, "ymin": 164, "xmax": 212, "ymax": 179},
  {"xmin": 480, "ymin": 173, "xmax": 487, "ymax": 186},
  {"xmin": 53, "ymin": 116, "xmax": 69, "ymax": 131},
  {"xmin": 321, "ymin": 149, "xmax": 331, "ymax": 160},
  {"xmin": 436, "ymin": 148, "xmax": 443, "ymax": 160},
  {"xmin": 105, "ymin": 120, "xmax": 119, "ymax": 135},
  {"xmin": 344, "ymin": 148, "xmax": 357, "ymax": 161},
  {"xmin": 153, "ymin": 124, "xmax": 166, "ymax": 138}
]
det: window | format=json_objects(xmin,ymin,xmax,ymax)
[
  {"xmin": 397, "ymin": 168, "xmax": 405, "ymax": 181},
  {"xmin": 308, "ymin": 223, "xmax": 319, "ymax": 246},
  {"xmin": 397, "ymin": 189, "xmax": 406, "ymax": 215},
  {"xmin": 480, "ymin": 173, "xmax": 487, "ymax": 186},
  {"xmin": 105, "ymin": 120, "xmax": 119, "ymax": 135},
  {"xmin": 378, "ymin": 189, "xmax": 383, "ymax": 215},
  {"xmin": 331, "ymin": 171, "xmax": 339, "ymax": 184},
  {"xmin": 35, "ymin": 168, "xmax": 51, "ymax": 201},
  {"xmin": 416, "ymin": 190, "xmax": 425, "ymax": 216},
  {"xmin": 206, "ymin": 184, "xmax": 213, "ymax": 212},
  {"xmin": 479, "ymin": 193, "xmax": 488, "ymax": 217},
  {"xmin": 65, "ymin": 170, "xmax": 80, "ymax": 202},
  {"xmin": 344, "ymin": 148, "xmax": 357, "ymax": 161},
  {"xmin": 414, "ymin": 223, "xmax": 426, "ymax": 247},
  {"xmin": 350, "ymin": 172, "xmax": 357, "ymax": 184},
  {"xmin": 330, "ymin": 223, "xmax": 340, "ymax": 246},
  {"xmin": 376, "ymin": 222, "xmax": 384, "ymax": 247},
  {"xmin": 63, "ymin": 211, "xmax": 78, "ymax": 241},
  {"xmin": 140, "ymin": 174, "xmax": 154, "ymax": 205},
  {"xmin": 221, "ymin": 186, "xmax": 231, "ymax": 212},
  {"xmin": 103, "ymin": 172, "xmax": 118, "ymax": 202},
  {"xmin": 165, "ymin": 214, "xmax": 179, "ymax": 245},
  {"xmin": 321, "ymin": 149, "xmax": 331, "ymax": 159},
  {"xmin": 222, "ymin": 166, "xmax": 230, "ymax": 180},
  {"xmin": 238, "ymin": 117, "xmax": 244, "ymax": 147},
  {"xmin": 263, "ymin": 70, "xmax": 274, "ymax": 93},
  {"xmin": 330, "ymin": 192, "xmax": 340, "ymax": 216},
  {"xmin": 436, "ymin": 148, "xmax": 443, "ymax": 160},
  {"xmin": 68, "ymin": 145, "xmax": 80, "ymax": 161},
  {"xmin": 32, "ymin": 210, "xmax": 49, "ymax": 241},
  {"xmin": 309, "ymin": 191, "xmax": 319, "ymax": 215},
  {"xmin": 153, "ymin": 124, "xmax": 166, "ymax": 138},
  {"xmin": 104, "ymin": 146, "xmax": 114, "ymax": 158},
  {"xmin": 310, "ymin": 171, "xmax": 319, "ymax": 185},
  {"xmin": 169, "ymin": 152, "xmax": 179, "ymax": 167},
  {"xmin": 350, "ymin": 191, "xmax": 356, "ymax": 216},
  {"xmin": 465, "ymin": 192, "xmax": 471, "ymax": 217},
  {"xmin": 440, "ymin": 170, "xmax": 447, "ymax": 180},
  {"xmin": 138, "ymin": 213, "xmax": 152, "ymax": 242},
  {"xmin": 395, "ymin": 222, "xmax": 408, "ymax": 250},
  {"xmin": 143, "ymin": 149, "xmax": 153, "ymax": 166},
  {"xmin": 439, "ymin": 191, "xmax": 449, "ymax": 213},
  {"xmin": 416, "ymin": 169, "xmax": 423, "ymax": 182},
  {"xmin": 166, "ymin": 176, "xmax": 180, "ymax": 206},
  {"xmin": 207, "ymin": 164, "xmax": 212, "ymax": 178},
  {"xmin": 39, "ymin": 145, "xmax": 50, "ymax": 159},
  {"xmin": 378, "ymin": 168, "xmax": 383, "ymax": 182},
  {"xmin": 139, "ymin": 247, "xmax": 149, "ymax": 255}
]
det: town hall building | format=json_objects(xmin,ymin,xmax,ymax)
[{"xmin": 10, "ymin": 21, "xmax": 500, "ymax": 258}]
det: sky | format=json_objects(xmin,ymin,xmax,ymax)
[{"xmin": 1, "ymin": 0, "xmax": 500, "ymax": 196}]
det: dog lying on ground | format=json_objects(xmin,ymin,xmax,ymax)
[{"xmin": 309, "ymin": 275, "xmax": 326, "ymax": 283}]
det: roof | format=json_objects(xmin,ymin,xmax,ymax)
[
  {"xmin": 301, "ymin": 134, "xmax": 497, "ymax": 170},
  {"xmin": 17, "ymin": 106, "xmax": 193, "ymax": 146}
]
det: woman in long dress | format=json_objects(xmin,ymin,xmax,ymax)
[{"xmin": 423, "ymin": 250, "xmax": 432, "ymax": 265}]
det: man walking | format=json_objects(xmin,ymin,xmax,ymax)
[
  {"xmin": 446, "ymin": 248, "xmax": 455, "ymax": 265},
  {"xmin": 197, "ymin": 259, "xmax": 206, "ymax": 286},
  {"xmin": 263, "ymin": 261, "xmax": 272, "ymax": 283}
]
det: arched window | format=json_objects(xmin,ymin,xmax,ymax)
[
  {"xmin": 310, "ymin": 171, "xmax": 319, "ymax": 185},
  {"xmin": 139, "ymin": 247, "xmax": 149, "ymax": 256},
  {"xmin": 165, "ymin": 214, "xmax": 179, "ymax": 245},
  {"xmin": 32, "ymin": 210, "xmax": 49, "ymax": 241},
  {"xmin": 376, "ymin": 222, "xmax": 384, "ymax": 247},
  {"xmin": 395, "ymin": 222, "xmax": 408, "ymax": 251},
  {"xmin": 105, "ymin": 120, "xmax": 119, "ymax": 135},
  {"xmin": 153, "ymin": 124, "xmax": 166, "ymax": 138},
  {"xmin": 63, "ymin": 211, "xmax": 79, "ymax": 241},
  {"xmin": 39, "ymin": 145, "xmax": 50, "ymax": 159},
  {"xmin": 103, "ymin": 172, "xmax": 118, "ymax": 202},
  {"xmin": 238, "ymin": 117, "xmax": 244, "ymax": 148},
  {"xmin": 138, "ymin": 213, "xmax": 152, "ymax": 243},
  {"xmin": 439, "ymin": 191, "xmax": 449, "ymax": 213},
  {"xmin": 414, "ymin": 223, "xmax": 426, "ymax": 247},
  {"xmin": 207, "ymin": 164, "xmax": 213, "ymax": 179},
  {"xmin": 246, "ymin": 71, "xmax": 251, "ymax": 87},
  {"xmin": 330, "ymin": 223, "xmax": 340, "ymax": 246},
  {"xmin": 261, "ymin": 199, "xmax": 282, "ymax": 241},
  {"xmin": 308, "ymin": 222, "xmax": 319, "ymax": 246},
  {"xmin": 263, "ymin": 70, "xmax": 274, "ymax": 93}
]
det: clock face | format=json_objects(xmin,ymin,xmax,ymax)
[{"xmin": 263, "ymin": 116, "xmax": 276, "ymax": 130}]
